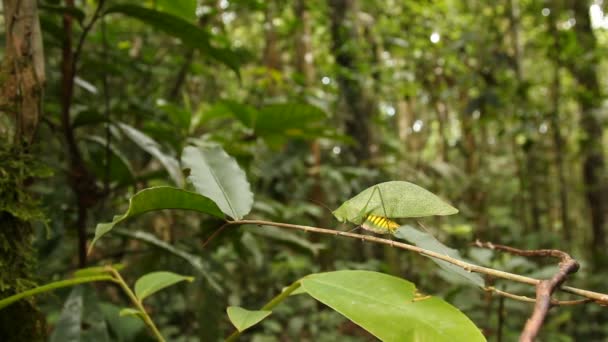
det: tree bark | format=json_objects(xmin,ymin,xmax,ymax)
[
  {"xmin": 564, "ymin": 1, "xmax": 607, "ymax": 263},
  {"xmin": 328, "ymin": 0, "xmax": 373, "ymax": 162},
  {"xmin": 547, "ymin": 2, "xmax": 570, "ymax": 242},
  {"xmin": 0, "ymin": 0, "xmax": 47, "ymax": 339}
]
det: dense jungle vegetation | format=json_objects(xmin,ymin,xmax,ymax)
[{"xmin": 1, "ymin": 0, "xmax": 608, "ymax": 341}]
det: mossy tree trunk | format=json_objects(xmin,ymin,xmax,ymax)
[{"xmin": 0, "ymin": 0, "xmax": 47, "ymax": 340}]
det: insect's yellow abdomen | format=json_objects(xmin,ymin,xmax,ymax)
[{"xmin": 362, "ymin": 214, "xmax": 400, "ymax": 234}]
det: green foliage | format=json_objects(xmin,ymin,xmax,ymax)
[
  {"xmin": 227, "ymin": 306, "xmax": 272, "ymax": 332},
  {"xmin": 16, "ymin": 0, "xmax": 608, "ymax": 339},
  {"xmin": 182, "ymin": 144, "xmax": 254, "ymax": 220},
  {"xmin": 300, "ymin": 271, "xmax": 486, "ymax": 342},
  {"xmin": 333, "ymin": 181, "xmax": 458, "ymax": 225},
  {"xmin": 90, "ymin": 187, "xmax": 223, "ymax": 251},
  {"xmin": 134, "ymin": 271, "xmax": 193, "ymax": 302},
  {"xmin": 228, "ymin": 271, "xmax": 485, "ymax": 341},
  {"xmin": 104, "ymin": 4, "xmax": 245, "ymax": 74}
]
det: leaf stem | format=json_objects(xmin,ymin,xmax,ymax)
[
  {"xmin": 107, "ymin": 267, "xmax": 166, "ymax": 342},
  {"xmin": 225, "ymin": 281, "xmax": 302, "ymax": 342}
]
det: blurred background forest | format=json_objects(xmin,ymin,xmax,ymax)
[{"xmin": 1, "ymin": 0, "xmax": 608, "ymax": 341}]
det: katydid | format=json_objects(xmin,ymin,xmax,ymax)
[{"xmin": 332, "ymin": 181, "xmax": 459, "ymax": 234}]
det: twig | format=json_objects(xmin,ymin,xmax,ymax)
[
  {"xmin": 473, "ymin": 241, "xmax": 581, "ymax": 341},
  {"xmin": 201, "ymin": 222, "xmax": 230, "ymax": 249},
  {"xmin": 226, "ymin": 220, "xmax": 608, "ymax": 305},
  {"xmin": 484, "ymin": 286, "xmax": 588, "ymax": 306}
]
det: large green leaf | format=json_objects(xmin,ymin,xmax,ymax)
[
  {"xmin": 300, "ymin": 271, "xmax": 485, "ymax": 342},
  {"xmin": 394, "ymin": 226, "xmax": 484, "ymax": 287},
  {"xmin": 89, "ymin": 187, "xmax": 223, "ymax": 252},
  {"xmin": 134, "ymin": 271, "xmax": 194, "ymax": 301},
  {"xmin": 117, "ymin": 123, "xmax": 183, "ymax": 186},
  {"xmin": 227, "ymin": 306, "xmax": 271, "ymax": 332},
  {"xmin": 333, "ymin": 181, "xmax": 458, "ymax": 225},
  {"xmin": 104, "ymin": 5, "xmax": 243, "ymax": 74},
  {"xmin": 182, "ymin": 144, "xmax": 253, "ymax": 220}
]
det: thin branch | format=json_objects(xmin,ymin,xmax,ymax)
[
  {"xmin": 473, "ymin": 241, "xmax": 581, "ymax": 341},
  {"xmin": 201, "ymin": 222, "xmax": 230, "ymax": 249},
  {"xmin": 227, "ymin": 220, "xmax": 608, "ymax": 305},
  {"xmin": 72, "ymin": 0, "xmax": 106, "ymax": 73},
  {"xmin": 484, "ymin": 286, "xmax": 588, "ymax": 306}
]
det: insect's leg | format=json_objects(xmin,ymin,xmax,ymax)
[
  {"xmin": 356, "ymin": 185, "xmax": 380, "ymax": 223},
  {"xmin": 348, "ymin": 225, "xmax": 362, "ymax": 233}
]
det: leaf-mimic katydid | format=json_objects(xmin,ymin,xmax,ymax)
[{"xmin": 332, "ymin": 181, "xmax": 458, "ymax": 234}]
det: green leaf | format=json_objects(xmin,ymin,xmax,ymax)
[
  {"xmin": 73, "ymin": 264, "xmax": 125, "ymax": 278},
  {"xmin": 105, "ymin": 5, "xmax": 243, "ymax": 75},
  {"xmin": 100, "ymin": 303, "xmax": 145, "ymax": 341},
  {"xmin": 118, "ymin": 123, "xmax": 183, "ymax": 186},
  {"xmin": 119, "ymin": 308, "xmax": 142, "ymax": 317},
  {"xmin": 300, "ymin": 271, "xmax": 485, "ymax": 342},
  {"xmin": 394, "ymin": 226, "xmax": 485, "ymax": 287},
  {"xmin": 89, "ymin": 186, "xmax": 223, "ymax": 252},
  {"xmin": 155, "ymin": 0, "xmax": 197, "ymax": 21},
  {"xmin": 134, "ymin": 271, "xmax": 194, "ymax": 301},
  {"xmin": 226, "ymin": 306, "xmax": 272, "ymax": 332},
  {"xmin": 40, "ymin": 5, "xmax": 86, "ymax": 24},
  {"xmin": 333, "ymin": 181, "xmax": 458, "ymax": 225},
  {"xmin": 182, "ymin": 144, "xmax": 253, "ymax": 220}
]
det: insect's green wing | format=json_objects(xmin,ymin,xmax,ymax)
[{"xmin": 333, "ymin": 181, "xmax": 458, "ymax": 224}]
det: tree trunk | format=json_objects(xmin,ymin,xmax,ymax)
[
  {"xmin": 328, "ymin": 0, "xmax": 373, "ymax": 162},
  {"xmin": 0, "ymin": 0, "xmax": 47, "ymax": 339},
  {"xmin": 547, "ymin": 2, "xmax": 570, "ymax": 242},
  {"xmin": 565, "ymin": 0, "xmax": 607, "ymax": 263}
]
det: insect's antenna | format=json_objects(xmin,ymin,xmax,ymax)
[
  {"xmin": 377, "ymin": 186, "xmax": 389, "ymax": 218},
  {"xmin": 308, "ymin": 198, "xmax": 334, "ymax": 215},
  {"xmin": 417, "ymin": 220, "xmax": 432, "ymax": 233},
  {"xmin": 348, "ymin": 225, "xmax": 362, "ymax": 233}
]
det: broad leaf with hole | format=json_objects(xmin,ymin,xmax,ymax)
[
  {"xmin": 89, "ymin": 187, "xmax": 223, "ymax": 252},
  {"xmin": 300, "ymin": 271, "xmax": 485, "ymax": 342},
  {"xmin": 333, "ymin": 181, "xmax": 458, "ymax": 225},
  {"xmin": 134, "ymin": 271, "xmax": 194, "ymax": 301},
  {"xmin": 227, "ymin": 306, "xmax": 271, "ymax": 332},
  {"xmin": 182, "ymin": 144, "xmax": 253, "ymax": 220},
  {"xmin": 394, "ymin": 226, "xmax": 484, "ymax": 287}
]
